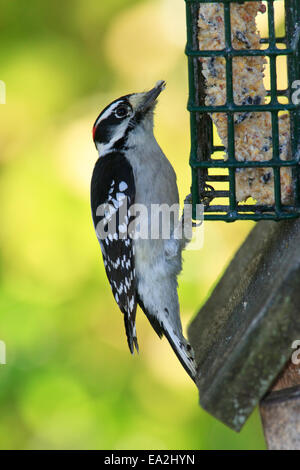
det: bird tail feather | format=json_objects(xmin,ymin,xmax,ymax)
[
  {"xmin": 137, "ymin": 295, "xmax": 197, "ymax": 381},
  {"xmin": 124, "ymin": 314, "xmax": 139, "ymax": 354},
  {"xmin": 163, "ymin": 325, "xmax": 197, "ymax": 382}
]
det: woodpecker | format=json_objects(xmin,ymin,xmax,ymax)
[{"xmin": 91, "ymin": 81, "xmax": 196, "ymax": 380}]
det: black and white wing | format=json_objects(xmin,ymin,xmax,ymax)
[{"xmin": 91, "ymin": 152, "xmax": 138, "ymax": 353}]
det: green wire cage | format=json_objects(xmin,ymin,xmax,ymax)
[{"xmin": 185, "ymin": 0, "xmax": 300, "ymax": 221}]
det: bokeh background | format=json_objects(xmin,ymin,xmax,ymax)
[{"xmin": 0, "ymin": 0, "xmax": 287, "ymax": 450}]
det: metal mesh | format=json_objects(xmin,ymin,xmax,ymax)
[{"xmin": 185, "ymin": 0, "xmax": 300, "ymax": 221}]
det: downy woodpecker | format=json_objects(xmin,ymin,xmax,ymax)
[{"xmin": 91, "ymin": 81, "xmax": 196, "ymax": 380}]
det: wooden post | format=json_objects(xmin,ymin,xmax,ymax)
[
  {"xmin": 188, "ymin": 219, "xmax": 300, "ymax": 432},
  {"xmin": 260, "ymin": 360, "xmax": 300, "ymax": 450}
]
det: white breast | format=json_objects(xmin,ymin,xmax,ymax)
[{"xmin": 125, "ymin": 126, "xmax": 180, "ymax": 277}]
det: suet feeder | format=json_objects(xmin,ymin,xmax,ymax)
[
  {"xmin": 184, "ymin": 0, "xmax": 300, "ymax": 449},
  {"xmin": 185, "ymin": 0, "xmax": 300, "ymax": 221}
]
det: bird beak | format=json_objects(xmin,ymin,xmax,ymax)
[{"xmin": 138, "ymin": 80, "xmax": 166, "ymax": 112}]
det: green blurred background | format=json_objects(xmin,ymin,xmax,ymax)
[{"xmin": 0, "ymin": 0, "xmax": 285, "ymax": 450}]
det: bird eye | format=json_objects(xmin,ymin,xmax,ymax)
[{"xmin": 115, "ymin": 105, "xmax": 129, "ymax": 119}]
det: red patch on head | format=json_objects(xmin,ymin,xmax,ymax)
[{"xmin": 92, "ymin": 124, "xmax": 97, "ymax": 141}]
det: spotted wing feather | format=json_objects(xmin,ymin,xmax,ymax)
[{"xmin": 90, "ymin": 152, "xmax": 138, "ymax": 352}]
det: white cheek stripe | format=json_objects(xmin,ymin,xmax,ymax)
[
  {"xmin": 95, "ymin": 100, "xmax": 122, "ymax": 128},
  {"xmin": 97, "ymin": 119, "xmax": 129, "ymax": 157}
]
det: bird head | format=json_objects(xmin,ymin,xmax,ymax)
[{"xmin": 92, "ymin": 80, "xmax": 166, "ymax": 155}]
